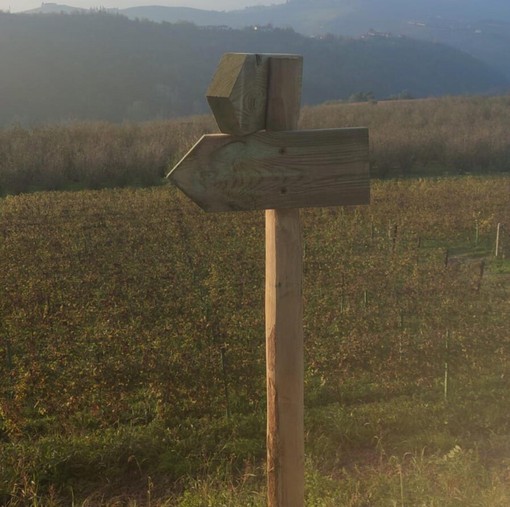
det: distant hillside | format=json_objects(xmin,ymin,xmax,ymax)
[
  {"xmin": 24, "ymin": 2, "xmax": 85, "ymax": 14},
  {"xmin": 27, "ymin": 0, "xmax": 510, "ymax": 79},
  {"xmin": 131, "ymin": 0, "xmax": 510, "ymax": 80},
  {"xmin": 0, "ymin": 11, "xmax": 506, "ymax": 127}
]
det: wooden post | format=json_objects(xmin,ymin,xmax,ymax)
[
  {"xmin": 167, "ymin": 52, "xmax": 370, "ymax": 507},
  {"xmin": 265, "ymin": 56, "xmax": 305, "ymax": 507},
  {"xmin": 444, "ymin": 330, "xmax": 450, "ymax": 402},
  {"xmin": 495, "ymin": 223, "xmax": 501, "ymax": 258}
]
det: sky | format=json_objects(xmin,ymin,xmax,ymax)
[{"xmin": 0, "ymin": 0, "xmax": 287, "ymax": 12}]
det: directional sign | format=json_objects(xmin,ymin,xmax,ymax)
[
  {"xmin": 166, "ymin": 52, "xmax": 371, "ymax": 507},
  {"xmin": 168, "ymin": 128, "xmax": 369, "ymax": 212}
]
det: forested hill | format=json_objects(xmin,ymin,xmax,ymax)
[
  {"xmin": 0, "ymin": 11, "xmax": 507, "ymax": 127},
  {"xmin": 26, "ymin": 1, "xmax": 510, "ymax": 80}
]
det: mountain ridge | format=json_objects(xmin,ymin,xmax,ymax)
[
  {"xmin": 0, "ymin": 11, "xmax": 507, "ymax": 127},
  {"xmin": 23, "ymin": 1, "xmax": 510, "ymax": 78}
]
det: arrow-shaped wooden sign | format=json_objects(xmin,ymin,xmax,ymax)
[
  {"xmin": 170, "ymin": 128, "xmax": 369, "ymax": 211},
  {"xmin": 166, "ymin": 53, "xmax": 370, "ymax": 507}
]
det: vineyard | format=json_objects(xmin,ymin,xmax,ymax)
[{"xmin": 1, "ymin": 174, "xmax": 509, "ymax": 505}]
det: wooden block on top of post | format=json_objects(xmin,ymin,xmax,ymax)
[{"xmin": 206, "ymin": 52, "xmax": 270, "ymax": 136}]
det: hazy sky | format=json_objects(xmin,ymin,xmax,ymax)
[{"xmin": 0, "ymin": 0, "xmax": 287, "ymax": 12}]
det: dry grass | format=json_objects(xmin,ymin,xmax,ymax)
[
  {"xmin": 0, "ymin": 95, "xmax": 510, "ymax": 195},
  {"xmin": 0, "ymin": 117, "xmax": 215, "ymax": 195},
  {"xmin": 300, "ymin": 95, "xmax": 510, "ymax": 177}
]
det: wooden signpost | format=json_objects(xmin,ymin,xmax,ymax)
[{"xmin": 167, "ymin": 53, "xmax": 370, "ymax": 507}]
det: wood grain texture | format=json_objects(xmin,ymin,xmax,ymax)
[
  {"xmin": 168, "ymin": 51, "xmax": 370, "ymax": 507},
  {"xmin": 167, "ymin": 128, "xmax": 369, "ymax": 212},
  {"xmin": 265, "ymin": 55, "xmax": 304, "ymax": 507},
  {"xmin": 266, "ymin": 55, "xmax": 303, "ymax": 131},
  {"xmin": 266, "ymin": 207, "xmax": 303, "ymax": 507},
  {"xmin": 206, "ymin": 53, "xmax": 269, "ymax": 136}
]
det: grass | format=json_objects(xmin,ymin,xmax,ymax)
[
  {"xmin": 302, "ymin": 95, "xmax": 510, "ymax": 178},
  {"xmin": 492, "ymin": 258, "xmax": 510, "ymax": 274},
  {"xmin": 0, "ymin": 117, "xmax": 215, "ymax": 196},
  {"xmin": 1, "ymin": 96, "xmax": 510, "ymax": 504},
  {"xmin": 2, "ymin": 374, "xmax": 510, "ymax": 505},
  {"xmin": 0, "ymin": 95, "xmax": 510, "ymax": 196},
  {"xmin": 170, "ymin": 372, "xmax": 510, "ymax": 506}
]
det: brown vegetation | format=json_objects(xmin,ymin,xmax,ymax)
[
  {"xmin": 0, "ymin": 117, "xmax": 215, "ymax": 195},
  {"xmin": 0, "ymin": 95, "xmax": 510, "ymax": 196},
  {"xmin": 301, "ymin": 95, "xmax": 510, "ymax": 177}
]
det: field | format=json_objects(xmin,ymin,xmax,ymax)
[
  {"xmin": 1, "ymin": 96, "xmax": 510, "ymax": 505},
  {"xmin": 1, "ymin": 95, "xmax": 510, "ymax": 196}
]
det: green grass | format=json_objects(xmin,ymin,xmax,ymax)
[
  {"xmin": 491, "ymin": 258, "xmax": 510, "ymax": 274},
  {"xmin": 1, "ymin": 166, "xmax": 509, "ymax": 503},
  {"xmin": 2, "ymin": 373, "xmax": 509, "ymax": 505},
  {"xmin": 175, "ymin": 373, "xmax": 510, "ymax": 506}
]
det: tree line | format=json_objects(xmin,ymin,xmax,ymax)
[{"xmin": 0, "ymin": 11, "xmax": 507, "ymax": 127}]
